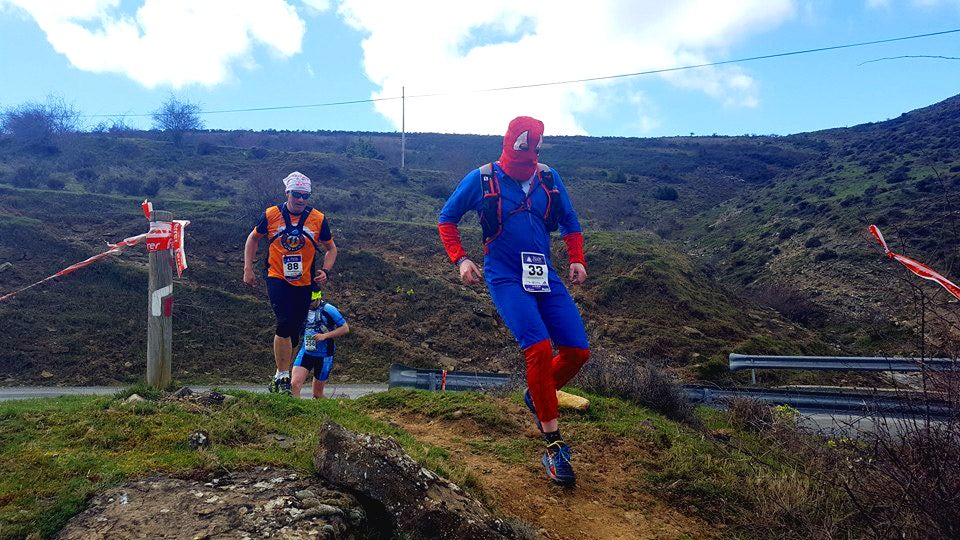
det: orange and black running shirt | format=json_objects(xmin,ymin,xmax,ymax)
[{"xmin": 255, "ymin": 204, "xmax": 333, "ymax": 286}]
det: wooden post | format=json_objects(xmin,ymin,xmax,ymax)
[
  {"xmin": 401, "ymin": 85, "xmax": 405, "ymax": 169},
  {"xmin": 147, "ymin": 210, "xmax": 174, "ymax": 389}
]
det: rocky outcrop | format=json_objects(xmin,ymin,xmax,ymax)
[
  {"xmin": 58, "ymin": 467, "xmax": 367, "ymax": 539},
  {"xmin": 313, "ymin": 421, "xmax": 530, "ymax": 540}
]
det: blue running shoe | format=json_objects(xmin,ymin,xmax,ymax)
[
  {"xmin": 542, "ymin": 441, "xmax": 576, "ymax": 486},
  {"xmin": 269, "ymin": 376, "xmax": 292, "ymax": 395},
  {"xmin": 277, "ymin": 375, "xmax": 292, "ymax": 396},
  {"xmin": 523, "ymin": 388, "xmax": 544, "ymax": 433}
]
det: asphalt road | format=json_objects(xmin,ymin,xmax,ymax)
[
  {"xmin": 0, "ymin": 384, "xmax": 389, "ymax": 401},
  {"xmin": 0, "ymin": 385, "xmax": 945, "ymax": 437}
]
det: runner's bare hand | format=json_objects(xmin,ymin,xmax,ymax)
[
  {"xmin": 458, "ymin": 259, "xmax": 482, "ymax": 286},
  {"xmin": 243, "ymin": 267, "xmax": 256, "ymax": 286},
  {"xmin": 314, "ymin": 270, "xmax": 328, "ymax": 286},
  {"xmin": 569, "ymin": 263, "xmax": 587, "ymax": 285}
]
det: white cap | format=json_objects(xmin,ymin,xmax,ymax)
[{"xmin": 282, "ymin": 171, "xmax": 311, "ymax": 193}]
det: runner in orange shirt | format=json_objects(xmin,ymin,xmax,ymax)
[{"xmin": 242, "ymin": 171, "xmax": 337, "ymax": 394}]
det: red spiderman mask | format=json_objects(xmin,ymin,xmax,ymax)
[{"xmin": 498, "ymin": 116, "xmax": 544, "ymax": 180}]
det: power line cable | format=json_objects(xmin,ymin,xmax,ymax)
[
  {"xmin": 80, "ymin": 96, "xmax": 400, "ymax": 119},
  {"xmin": 409, "ymin": 27, "xmax": 960, "ymax": 98},
  {"xmin": 75, "ymin": 27, "xmax": 960, "ymax": 119},
  {"xmin": 859, "ymin": 54, "xmax": 960, "ymax": 66}
]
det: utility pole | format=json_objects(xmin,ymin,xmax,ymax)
[{"xmin": 401, "ymin": 85, "xmax": 406, "ymax": 169}]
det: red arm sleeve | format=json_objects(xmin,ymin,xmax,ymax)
[
  {"xmin": 438, "ymin": 222, "xmax": 468, "ymax": 264},
  {"xmin": 562, "ymin": 232, "xmax": 585, "ymax": 267}
]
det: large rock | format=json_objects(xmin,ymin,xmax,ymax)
[
  {"xmin": 313, "ymin": 421, "xmax": 530, "ymax": 540},
  {"xmin": 59, "ymin": 467, "xmax": 367, "ymax": 539}
]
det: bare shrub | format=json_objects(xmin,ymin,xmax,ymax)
[
  {"xmin": 747, "ymin": 464, "xmax": 854, "ymax": 539},
  {"xmin": 152, "ymin": 94, "xmax": 203, "ymax": 146},
  {"xmin": 750, "ymin": 284, "xmax": 826, "ymax": 327},
  {"xmin": 1, "ymin": 96, "xmax": 80, "ymax": 153},
  {"xmin": 573, "ymin": 351, "xmax": 698, "ymax": 425},
  {"xmin": 727, "ymin": 397, "xmax": 774, "ymax": 432},
  {"xmin": 237, "ymin": 168, "xmax": 288, "ymax": 225},
  {"xmin": 836, "ymin": 399, "xmax": 960, "ymax": 539},
  {"xmin": 11, "ymin": 165, "xmax": 44, "ymax": 188}
]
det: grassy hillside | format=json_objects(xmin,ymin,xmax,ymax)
[
  {"xmin": 0, "ymin": 129, "xmax": 826, "ymax": 385},
  {"xmin": 687, "ymin": 95, "xmax": 960, "ymax": 355},
  {"xmin": 3, "ymin": 94, "xmax": 959, "ymax": 384}
]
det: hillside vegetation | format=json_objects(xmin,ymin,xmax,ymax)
[{"xmin": 2, "ymin": 94, "xmax": 960, "ymax": 385}]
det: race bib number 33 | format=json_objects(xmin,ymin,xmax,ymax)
[{"xmin": 521, "ymin": 252, "xmax": 550, "ymax": 293}]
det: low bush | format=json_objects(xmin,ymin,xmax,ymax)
[
  {"xmin": 726, "ymin": 397, "xmax": 774, "ymax": 431},
  {"xmin": 573, "ymin": 352, "xmax": 698, "ymax": 425},
  {"xmin": 652, "ymin": 186, "xmax": 678, "ymax": 200},
  {"xmin": 11, "ymin": 166, "xmax": 43, "ymax": 188},
  {"xmin": 814, "ymin": 249, "xmax": 838, "ymax": 262},
  {"xmin": 750, "ymin": 285, "xmax": 825, "ymax": 327}
]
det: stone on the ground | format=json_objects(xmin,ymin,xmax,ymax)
[
  {"xmin": 556, "ymin": 390, "xmax": 589, "ymax": 411},
  {"xmin": 188, "ymin": 430, "xmax": 210, "ymax": 450},
  {"xmin": 58, "ymin": 468, "xmax": 366, "ymax": 539},
  {"xmin": 313, "ymin": 421, "xmax": 531, "ymax": 539}
]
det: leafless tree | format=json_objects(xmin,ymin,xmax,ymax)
[
  {"xmin": 0, "ymin": 95, "xmax": 80, "ymax": 152},
  {"xmin": 151, "ymin": 94, "xmax": 204, "ymax": 146}
]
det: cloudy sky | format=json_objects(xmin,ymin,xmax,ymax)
[{"xmin": 1, "ymin": 0, "xmax": 958, "ymax": 136}]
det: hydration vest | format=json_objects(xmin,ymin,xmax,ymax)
[
  {"xmin": 267, "ymin": 204, "xmax": 320, "ymax": 251},
  {"xmin": 479, "ymin": 162, "xmax": 563, "ymax": 245},
  {"xmin": 304, "ymin": 301, "xmax": 338, "ymax": 356}
]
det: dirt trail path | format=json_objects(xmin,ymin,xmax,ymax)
[{"xmin": 376, "ymin": 408, "xmax": 715, "ymax": 540}]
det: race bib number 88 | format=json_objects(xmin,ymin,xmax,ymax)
[
  {"xmin": 521, "ymin": 252, "xmax": 550, "ymax": 293},
  {"xmin": 282, "ymin": 255, "xmax": 303, "ymax": 280}
]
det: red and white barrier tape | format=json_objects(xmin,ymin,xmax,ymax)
[
  {"xmin": 0, "ymin": 199, "xmax": 189, "ymax": 302},
  {"xmin": 870, "ymin": 225, "xmax": 960, "ymax": 301}
]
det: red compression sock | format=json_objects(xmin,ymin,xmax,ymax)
[
  {"xmin": 524, "ymin": 339, "xmax": 558, "ymax": 423},
  {"xmin": 552, "ymin": 346, "xmax": 590, "ymax": 389}
]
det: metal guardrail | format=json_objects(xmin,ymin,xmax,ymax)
[
  {"xmin": 685, "ymin": 385, "xmax": 956, "ymax": 417},
  {"xmin": 388, "ymin": 363, "xmax": 512, "ymax": 392},
  {"xmin": 729, "ymin": 353, "xmax": 959, "ymax": 373}
]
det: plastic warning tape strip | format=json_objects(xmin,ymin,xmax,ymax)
[
  {"xmin": 0, "ymin": 233, "xmax": 147, "ymax": 302},
  {"xmin": 870, "ymin": 225, "xmax": 960, "ymax": 301}
]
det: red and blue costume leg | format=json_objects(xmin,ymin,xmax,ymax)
[{"xmin": 489, "ymin": 277, "xmax": 589, "ymax": 424}]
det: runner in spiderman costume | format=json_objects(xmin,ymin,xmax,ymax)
[{"xmin": 438, "ymin": 116, "xmax": 589, "ymax": 486}]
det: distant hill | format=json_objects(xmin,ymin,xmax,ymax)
[
  {"xmin": 686, "ymin": 94, "xmax": 960, "ymax": 355},
  {"xmin": 3, "ymin": 94, "xmax": 959, "ymax": 385}
]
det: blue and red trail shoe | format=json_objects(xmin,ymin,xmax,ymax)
[
  {"xmin": 542, "ymin": 440, "xmax": 576, "ymax": 486},
  {"xmin": 523, "ymin": 388, "xmax": 544, "ymax": 433}
]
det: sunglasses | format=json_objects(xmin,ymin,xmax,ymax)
[{"xmin": 288, "ymin": 191, "xmax": 310, "ymax": 200}]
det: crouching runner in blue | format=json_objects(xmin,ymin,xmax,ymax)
[
  {"xmin": 438, "ymin": 116, "xmax": 590, "ymax": 486},
  {"xmin": 292, "ymin": 290, "xmax": 350, "ymax": 399}
]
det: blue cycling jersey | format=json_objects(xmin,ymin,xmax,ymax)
[{"xmin": 296, "ymin": 302, "xmax": 346, "ymax": 360}]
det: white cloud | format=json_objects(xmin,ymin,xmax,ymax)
[
  {"xmin": 628, "ymin": 92, "xmax": 661, "ymax": 134},
  {"xmin": 868, "ymin": 0, "xmax": 960, "ymax": 8},
  {"xmin": 300, "ymin": 0, "xmax": 331, "ymax": 15},
  {"xmin": 337, "ymin": 0, "xmax": 796, "ymax": 135},
  {"xmin": 1, "ymin": 0, "xmax": 305, "ymax": 88}
]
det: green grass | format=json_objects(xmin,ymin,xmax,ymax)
[
  {"xmin": 357, "ymin": 388, "xmax": 519, "ymax": 432},
  {"xmin": 0, "ymin": 390, "xmax": 468, "ymax": 540},
  {"xmin": 1, "ymin": 386, "xmax": 867, "ymax": 539}
]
